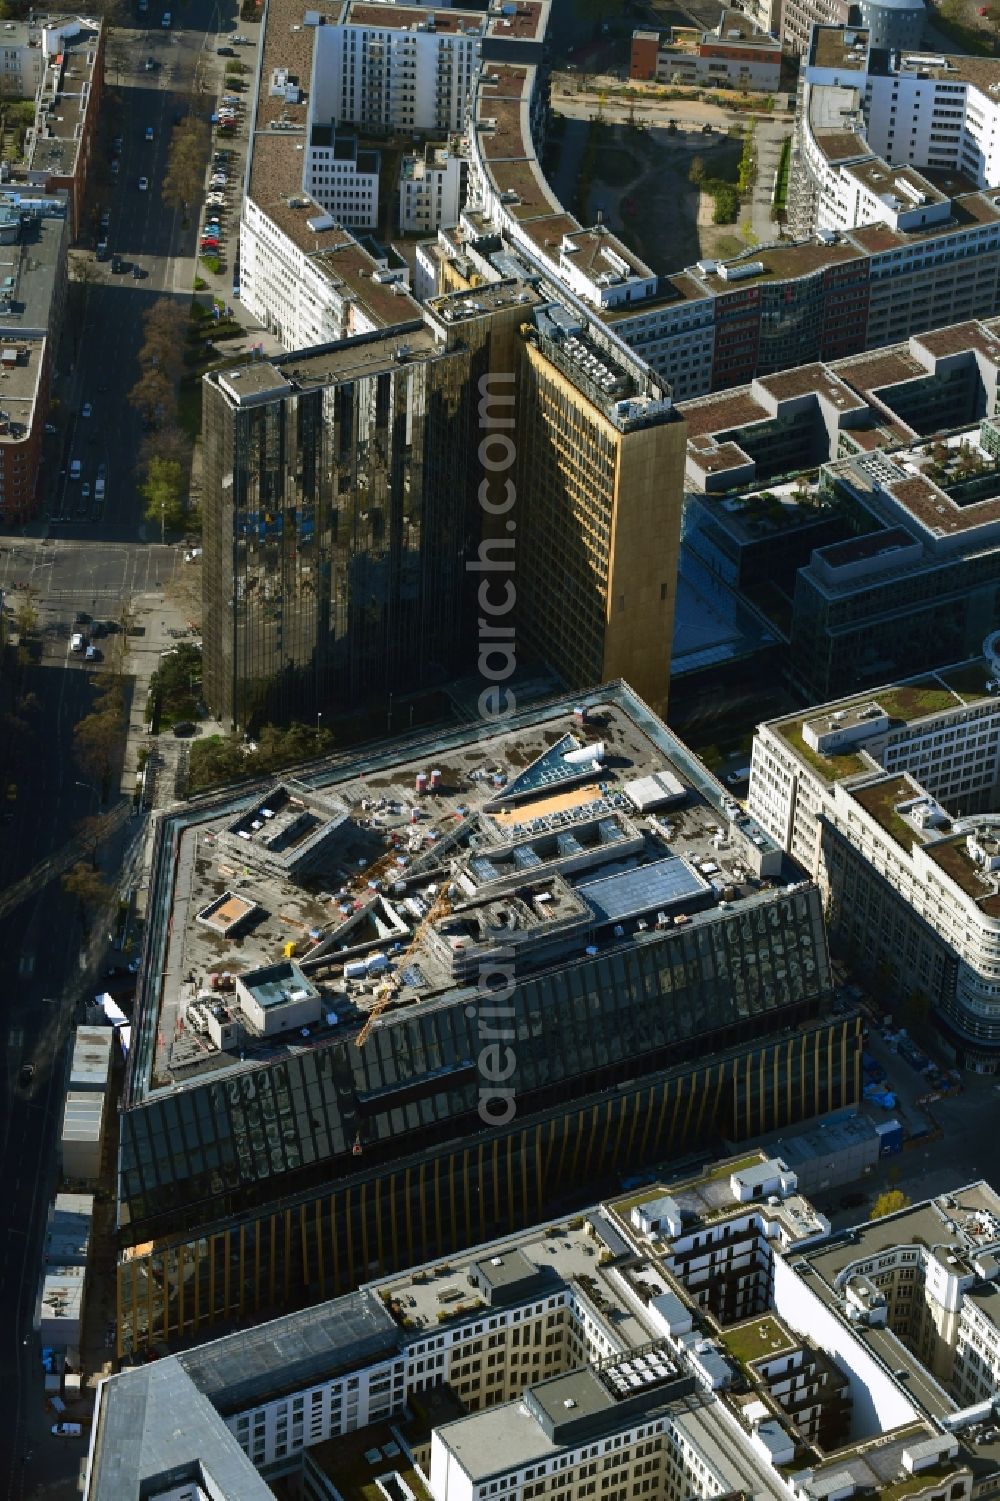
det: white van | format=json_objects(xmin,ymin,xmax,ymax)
[{"xmin": 69, "ymin": 458, "xmax": 81, "ymax": 481}]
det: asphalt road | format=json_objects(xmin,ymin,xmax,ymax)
[
  {"xmin": 0, "ymin": 0, "xmax": 231, "ymax": 1493},
  {"xmin": 48, "ymin": 0, "xmax": 231, "ymax": 544}
]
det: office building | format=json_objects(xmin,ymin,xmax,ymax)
[
  {"xmin": 669, "ymin": 320, "xmax": 1000, "ymax": 699},
  {"xmin": 87, "ymin": 1156, "xmax": 1000, "ymax": 1501},
  {"xmin": 629, "ymin": 12, "xmax": 782, "ymax": 92},
  {"xmin": 239, "ymin": 0, "xmax": 999, "ymax": 405},
  {"xmin": 203, "ymin": 279, "xmax": 685, "ymax": 729},
  {"xmin": 420, "ymin": 286, "xmax": 685, "ymax": 710},
  {"xmin": 749, "ymin": 652, "xmax": 1000, "ymax": 1066},
  {"xmin": 781, "ymin": 0, "xmax": 923, "ymax": 55},
  {"xmin": 455, "ymin": 53, "xmax": 1000, "ymax": 401},
  {"xmin": 201, "ymin": 323, "xmax": 473, "ymax": 731},
  {"xmin": 113, "ymin": 681, "xmax": 853, "ymax": 1354}
]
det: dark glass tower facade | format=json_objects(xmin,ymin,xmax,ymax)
[{"xmin": 202, "ymin": 326, "xmax": 474, "ymax": 731}]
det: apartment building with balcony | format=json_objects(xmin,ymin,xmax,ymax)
[
  {"xmin": 314, "ymin": 2, "xmax": 488, "ymax": 137},
  {"xmin": 790, "ymin": 27, "xmax": 1000, "ymax": 242},
  {"xmin": 399, "ymin": 140, "xmax": 466, "ymax": 233},
  {"xmin": 749, "ymin": 654, "xmax": 1000, "ymax": 1066}
]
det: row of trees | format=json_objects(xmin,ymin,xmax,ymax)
[
  {"xmin": 74, "ymin": 670, "xmax": 128, "ymax": 800},
  {"xmin": 127, "ymin": 299, "xmax": 195, "ymax": 535},
  {"xmin": 163, "ymin": 112, "xmax": 212, "ymax": 219}
]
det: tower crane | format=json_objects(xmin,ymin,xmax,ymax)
[{"xmin": 354, "ymin": 887, "xmax": 452, "ymax": 1048}]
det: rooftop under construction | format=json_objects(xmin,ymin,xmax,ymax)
[{"xmin": 133, "ymin": 684, "xmax": 786, "ymax": 1097}]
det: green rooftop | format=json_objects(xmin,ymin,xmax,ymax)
[
  {"xmin": 875, "ymin": 679, "xmax": 963, "ymax": 722},
  {"xmin": 851, "ymin": 776, "xmax": 919, "ymax": 853},
  {"xmin": 879, "ymin": 1462, "xmax": 961, "ymax": 1501},
  {"xmin": 306, "ymin": 1422, "xmax": 433, "ymax": 1501},
  {"xmin": 718, "ymin": 1315, "xmax": 795, "ymax": 1368},
  {"xmin": 935, "ymin": 659, "xmax": 996, "ymax": 704},
  {"xmin": 776, "ymin": 717, "xmax": 869, "ymax": 782},
  {"xmin": 775, "ymin": 660, "xmax": 994, "ymax": 783}
]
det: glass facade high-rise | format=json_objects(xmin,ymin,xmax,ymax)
[
  {"xmin": 113, "ymin": 682, "xmax": 859, "ymax": 1354},
  {"xmin": 202, "ymin": 325, "xmax": 474, "ymax": 731}
]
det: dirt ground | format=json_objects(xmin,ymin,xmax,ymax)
[{"xmin": 566, "ymin": 120, "xmax": 749, "ymax": 274}]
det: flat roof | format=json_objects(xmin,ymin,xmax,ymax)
[
  {"xmin": 678, "ymin": 389, "xmax": 770, "ymax": 438},
  {"xmin": 843, "ymin": 158, "xmax": 947, "ymax": 206},
  {"xmin": 128, "ymin": 683, "xmax": 794, "ymax": 1102},
  {"xmin": 26, "ymin": 16, "xmax": 102, "ymax": 182},
  {"xmin": 344, "ymin": 2, "xmax": 487, "ymax": 34},
  {"xmin": 756, "ymin": 363, "xmax": 867, "ymax": 409},
  {"xmin": 811, "ymin": 23, "xmax": 870, "ymax": 69},
  {"xmin": 211, "ymin": 324, "xmax": 438, "ymax": 406},
  {"xmin": 767, "ymin": 658, "xmax": 997, "ymax": 782},
  {"xmin": 578, "ymin": 855, "xmax": 711, "ymax": 922}
]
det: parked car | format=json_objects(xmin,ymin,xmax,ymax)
[
  {"xmin": 44, "ymin": 422, "xmax": 57, "ymax": 434},
  {"xmin": 144, "ymin": 56, "xmax": 156, "ymax": 70},
  {"xmin": 232, "ymin": 33, "xmax": 251, "ymax": 43},
  {"xmin": 145, "ymin": 125, "xmax": 154, "ymax": 141},
  {"xmin": 133, "ymin": 263, "xmax": 144, "ymax": 279},
  {"xmin": 111, "ymin": 254, "xmax": 124, "ymax": 273},
  {"xmin": 216, "ymin": 44, "xmax": 235, "ymax": 55},
  {"xmin": 161, "ymin": 9, "xmax": 171, "ymax": 23},
  {"xmin": 81, "ymin": 482, "xmax": 91, "ymax": 501},
  {"xmin": 51, "ymin": 1424, "xmax": 82, "ymax": 1438},
  {"xmin": 110, "ymin": 159, "xmax": 120, "ymax": 176},
  {"xmin": 172, "ymin": 720, "xmax": 196, "ymax": 737},
  {"xmin": 138, "ymin": 177, "xmax": 149, "ymax": 191},
  {"xmin": 85, "ymin": 644, "xmax": 101, "ymax": 661},
  {"xmin": 81, "ymin": 401, "xmax": 92, "ymax": 418},
  {"xmin": 70, "ymin": 632, "xmax": 86, "ymax": 652},
  {"xmin": 99, "ymin": 209, "xmax": 110, "ymax": 229}
]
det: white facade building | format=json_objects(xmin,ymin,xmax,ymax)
[
  {"xmin": 399, "ymin": 141, "xmax": 465, "ymax": 232},
  {"xmin": 749, "ymin": 661, "xmax": 1000, "ymax": 1066},
  {"xmin": 313, "ymin": 6, "xmax": 483, "ymax": 136},
  {"xmin": 303, "ymin": 129, "xmax": 380, "ymax": 230},
  {"xmin": 794, "ymin": 29, "xmax": 1000, "ymax": 238}
]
